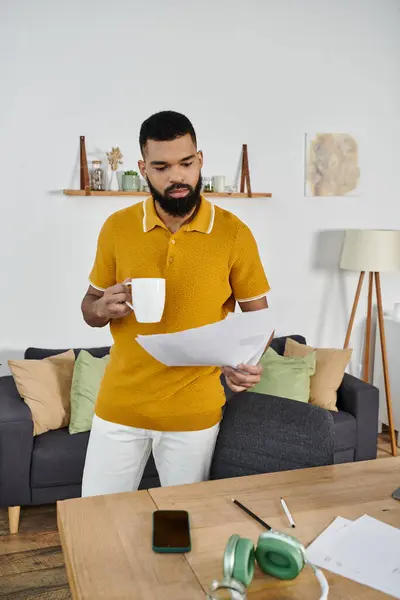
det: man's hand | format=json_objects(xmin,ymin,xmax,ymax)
[
  {"xmin": 81, "ymin": 281, "xmax": 132, "ymax": 328},
  {"xmin": 222, "ymin": 363, "xmax": 263, "ymax": 394},
  {"xmin": 96, "ymin": 282, "xmax": 132, "ymax": 320}
]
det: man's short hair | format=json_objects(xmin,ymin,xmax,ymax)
[{"xmin": 139, "ymin": 111, "xmax": 197, "ymax": 155}]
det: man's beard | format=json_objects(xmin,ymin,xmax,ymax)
[{"xmin": 147, "ymin": 175, "xmax": 203, "ymax": 217}]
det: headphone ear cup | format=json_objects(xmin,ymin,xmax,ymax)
[
  {"xmin": 231, "ymin": 537, "xmax": 256, "ymax": 588},
  {"xmin": 255, "ymin": 534, "xmax": 304, "ymax": 580}
]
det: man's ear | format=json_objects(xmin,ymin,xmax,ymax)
[
  {"xmin": 197, "ymin": 150, "xmax": 204, "ymax": 169},
  {"xmin": 138, "ymin": 159, "xmax": 146, "ymax": 178}
]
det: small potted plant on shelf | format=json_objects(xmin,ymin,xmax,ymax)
[{"xmin": 122, "ymin": 170, "xmax": 140, "ymax": 191}]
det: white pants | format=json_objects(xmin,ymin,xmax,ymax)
[{"xmin": 81, "ymin": 414, "xmax": 220, "ymax": 497}]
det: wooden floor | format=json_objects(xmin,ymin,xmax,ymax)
[
  {"xmin": 0, "ymin": 503, "xmax": 70, "ymax": 599},
  {"xmin": 0, "ymin": 434, "xmax": 396, "ymax": 600}
]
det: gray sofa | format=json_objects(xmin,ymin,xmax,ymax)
[{"xmin": 0, "ymin": 335, "xmax": 379, "ymax": 533}]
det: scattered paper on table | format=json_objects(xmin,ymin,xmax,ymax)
[
  {"xmin": 136, "ymin": 308, "xmax": 274, "ymax": 367},
  {"xmin": 306, "ymin": 514, "xmax": 400, "ymax": 598}
]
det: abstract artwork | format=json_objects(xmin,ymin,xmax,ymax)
[{"xmin": 304, "ymin": 133, "xmax": 360, "ymax": 196}]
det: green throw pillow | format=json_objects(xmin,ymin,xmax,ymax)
[
  {"xmin": 252, "ymin": 346, "xmax": 316, "ymax": 403},
  {"xmin": 69, "ymin": 350, "xmax": 110, "ymax": 434}
]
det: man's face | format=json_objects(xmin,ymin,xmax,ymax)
[{"xmin": 138, "ymin": 134, "xmax": 203, "ymax": 217}]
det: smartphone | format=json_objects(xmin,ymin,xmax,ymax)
[
  {"xmin": 152, "ymin": 510, "xmax": 191, "ymax": 553},
  {"xmin": 392, "ymin": 487, "xmax": 400, "ymax": 501}
]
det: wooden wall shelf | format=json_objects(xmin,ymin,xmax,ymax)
[
  {"xmin": 72, "ymin": 137, "xmax": 271, "ymax": 199},
  {"xmin": 63, "ymin": 190, "xmax": 272, "ymax": 198}
]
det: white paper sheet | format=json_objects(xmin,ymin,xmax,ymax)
[
  {"xmin": 136, "ymin": 308, "xmax": 274, "ymax": 367},
  {"xmin": 306, "ymin": 514, "xmax": 400, "ymax": 598},
  {"xmin": 305, "ymin": 516, "xmax": 352, "ymax": 557}
]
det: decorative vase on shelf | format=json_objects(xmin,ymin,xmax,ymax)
[
  {"xmin": 108, "ymin": 170, "xmax": 119, "ymax": 192},
  {"xmin": 106, "ymin": 146, "xmax": 124, "ymax": 192},
  {"xmin": 90, "ymin": 160, "xmax": 105, "ymax": 191},
  {"xmin": 122, "ymin": 171, "xmax": 140, "ymax": 191},
  {"xmin": 140, "ymin": 178, "xmax": 150, "ymax": 193}
]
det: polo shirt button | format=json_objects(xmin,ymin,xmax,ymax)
[
  {"xmin": 169, "ymin": 257, "xmax": 174, "ymax": 263},
  {"xmin": 171, "ymin": 239, "xmax": 176, "ymax": 244}
]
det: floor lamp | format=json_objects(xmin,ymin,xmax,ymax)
[{"xmin": 340, "ymin": 229, "xmax": 400, "ymax": 457}]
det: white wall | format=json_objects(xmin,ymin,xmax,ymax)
[{"xmin": 1, "ymin": 0, "xmax": 400, "ymax": 375}]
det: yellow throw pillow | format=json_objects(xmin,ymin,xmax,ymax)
[
  {"xmin": 8, "ymin": 350, "xmax": 76, "ymax": 435},
  {"xmin": 284, "ymin": 338, "xmax": 352, "ymax": 411}
]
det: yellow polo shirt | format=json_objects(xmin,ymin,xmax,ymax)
[{"xmin": 89, "ymin": 196, "xmax": 270, "ymax": 431}]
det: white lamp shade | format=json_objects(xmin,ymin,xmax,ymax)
[{"xmin": 340, "ymin": 229, "xmax": 400, "ymax": 272}]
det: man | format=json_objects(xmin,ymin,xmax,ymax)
[{"xmin": 81, "ymin": 111, "xmax": 270, "ymax": 497}]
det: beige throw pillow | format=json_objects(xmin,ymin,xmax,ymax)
[
  {"xmin": 8, "ymin": 350, "xmax": 76, "ymax": 435},
  {"xmin": 284, "ymin": 338, "xmax": 352, "ymax": 411}
]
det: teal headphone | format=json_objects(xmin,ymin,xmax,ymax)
[{"xmin": 207, "ymin": 530, "xmax": 329, "ymax": 599}]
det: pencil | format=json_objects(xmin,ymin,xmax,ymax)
[
  {"xmin": 231, "ymin": 498, "xmax": 272, "ymax": 530},
  {"xmin": 280, "ymin": 497, "xmax": 296, "ymax": 528}
]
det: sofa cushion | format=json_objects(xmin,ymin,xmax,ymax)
[
  {"xmin": 139, "ymin": 453, "xmax": 160, "ymax": 490},
  {"xmin": 252, "ymin": 347, "xmax": 316, "ymax": 403},
  {"xmin": 25, "ymin": 347, "xmax": 111, "ymax": 360},
  {"xmin": 31, "ymin": 428, "xmax": 90, "ymax": 488},
  {"xmin": 270, "ymin": 335, "xmax": 306, "ymax": 356},
  {"xmin": 330, "ymin": 409, "xmax": 357, "ymax": 452},
  {"xmin": 31, "ymin": 427, "xmax": 160, "ymax": 490},
  {"xmin": 69, "ymin": 351, "xmax": 110, "ymax": 434},
  {"xmin": 284, "ymin": 338, "xmax": 352, "ymax": 412},
  {"xmin": 8, "ymin": 350, "xmax": 76, "ymax": 436}
]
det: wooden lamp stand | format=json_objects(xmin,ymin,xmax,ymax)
[
  {"xmin": 343, "ymin": 271, "xmax": 397, "ymax": 456},
  {"xmin": 340, "ymin": 229, "xmax": 400, "ymax": 457}
]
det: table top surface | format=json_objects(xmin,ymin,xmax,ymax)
[{"xmin": 57, "ymin": 457, "xmax": 400, "ymax": 600}]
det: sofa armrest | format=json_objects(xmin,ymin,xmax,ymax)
[
  {"xmin": 211, "ymin": 392, "xmax": 335, "ymax": 480},
  {"xmin": 336, "ymin": 373, "xmax": 379, "ymax": 461},
  {"xmin": 0, "ymin": 376, "xmax": 33, "ymax": 507}
]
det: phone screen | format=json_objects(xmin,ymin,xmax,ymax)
[{"xmin": 153, "ymin": 510, "xmax": 190, "ymax": 550}]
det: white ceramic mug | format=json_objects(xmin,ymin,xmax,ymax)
[
  {"xmin": 125, "ymin": 278, "xmax": 166, "ymax": 323},
  {"xmin": 212, "ymin": 175, "xmax": 226, "ymax": 193}
]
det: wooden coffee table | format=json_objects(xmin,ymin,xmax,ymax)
[{"xmin": 57, "ymin": 458, "xmax": 400, "ymax": 599}]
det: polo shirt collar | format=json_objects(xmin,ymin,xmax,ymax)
[{"xmin": 143, "ymin": 196, "xmax": 215, "ymax": 234}]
